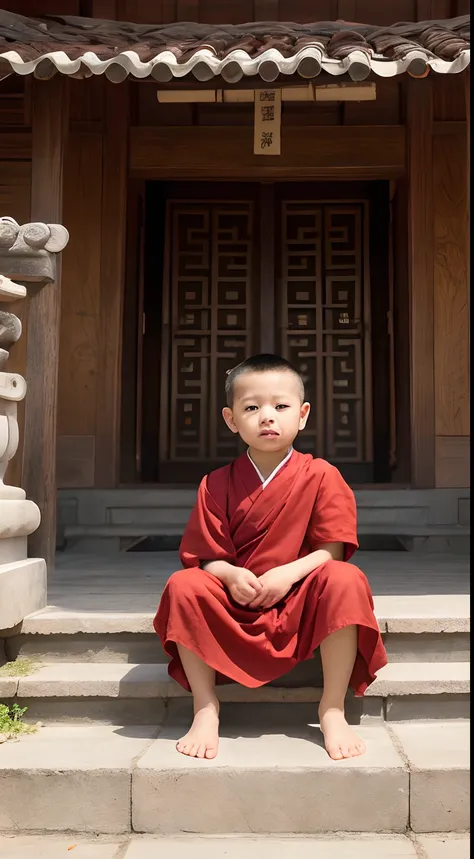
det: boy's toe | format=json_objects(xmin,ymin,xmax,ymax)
[
  {"xmin": 205, "ymin": 745, "xmax": 218, "ymax": 759},
  {"xmin": 327, "ymin": 744, "xmax": 344, "ymax": 760}
]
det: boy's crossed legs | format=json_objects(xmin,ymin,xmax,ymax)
[{"xmin": 175, "ymin": 623, "xmax": 365, "ymax": 761}]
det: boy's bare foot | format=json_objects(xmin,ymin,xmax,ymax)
[
  {"xmin": 176, "ymin": 699, "xmax": 220, "ymax": 759},
  {"xmin": 318, "ymin": 702, "xmax": 366, "ymax": 760}
]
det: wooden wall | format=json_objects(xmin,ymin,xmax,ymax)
[
  {"xmin": 432, "ymin": 75, "xmax": 470, "ymax": 488},
  {"xmin": 0, "ymin": 5, "xmax": 470, "ymax": 490},
  {"xmin": 58, "ymin": 79, "xmax": 128, "ymax": 488},
  {"xmin": 0, "ymin": 76, "xmax": 128, "ymax": 489}
]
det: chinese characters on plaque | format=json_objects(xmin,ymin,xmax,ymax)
[{"xmin": 254, "ymin": 89, "xmax": 282, "ymax": 155}]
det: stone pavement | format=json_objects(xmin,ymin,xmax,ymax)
[{"xmin": 0, "ymin": 834, "xmax": 470, "ymax": 858}]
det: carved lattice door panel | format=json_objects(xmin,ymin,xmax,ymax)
[
  {"xmin": 280, "ymin": 202, "xmax": 373, "ymax": 478},
  {"xmin": 160, "ymin": 201, "xmax": 254, "ymax": 474}
]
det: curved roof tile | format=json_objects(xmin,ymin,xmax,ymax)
[{"xmin": 0, "ymin": 12, "xmax": 469, "ymax": 82}]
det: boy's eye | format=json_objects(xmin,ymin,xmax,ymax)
[
  {"xmin": 245, "ymin": 405, "xmax": 258, "ymax": 412},
  {"xmin": 276, "ymin": 404, "xmax": 290, "ymax": 410}
]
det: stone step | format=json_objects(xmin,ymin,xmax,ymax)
[
  {"xmin": 2, "ymin": 834, "xmax": 470, "ymax": 859},
  {"xmin": 0, "ymin": 661, "xmax": 469, "ymax": 723},
  {"xmin": 58, "ymin": 488, "xmax": 470, "ymax": 524},
  {"xmin": 6, "ymin": 629, "xmax": 471, "ymax": 665},
  {"xmin": 5, "ymin": 595, "xmax": 469, "ymax": 666},
  {"xmin": 0, "ymin": 722, "xmax": 468, "ymax": 835},
  {"xmin": 64, "ymin": 522, "xmax": 470, "ymax": 539}
]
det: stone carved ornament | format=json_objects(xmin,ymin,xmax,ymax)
[
  {"xmin": 0, "ymin": 273, "xmax": 27, "ymax": 500},
  {"xmin": 0, "ymin": 217, "xmax": 69, "ymax": 282},
  {"xmin": 0, "ymin": 218, "xmax": 69, "ymax": 529}
]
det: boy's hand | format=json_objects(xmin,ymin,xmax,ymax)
[
  {"xmin": 226, "ymin": 567, "xmax": 263, "ymax": 606},
  {"xmin": 248, "ymin": 566, "xmax": 295, "ymax": 610}
]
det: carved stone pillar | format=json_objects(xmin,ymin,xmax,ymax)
[{"xmin": 0, "ymin": 218, "xmax": 69, "ymax": 631}]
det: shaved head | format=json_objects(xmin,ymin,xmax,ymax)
[{"xmin": 225, "ymin": 354, "xmax": 305, "ymax": 407}]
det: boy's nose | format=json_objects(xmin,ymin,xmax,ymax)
[{"xmin": 260, "ymin": 410, "xmax": 275, "ymax": 425}]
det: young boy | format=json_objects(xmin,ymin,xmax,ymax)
[{"xmin": 154, "ymin": 354, "xmax": 387, "ymax": 762}]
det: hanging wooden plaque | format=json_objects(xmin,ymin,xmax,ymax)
[{"xmin": 253, "ymin": 89, "xmax": 282, "ymax": 155}]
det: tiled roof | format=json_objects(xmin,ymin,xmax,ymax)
[{"xmin": 0, "ymin": 11, "xmax": 469, "ymax": 83}]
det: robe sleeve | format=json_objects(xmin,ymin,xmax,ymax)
[
  {"xmin": 179, "ymin": 475, "xmax": 237, "ymax": 569},
  {"xmin": 306, "ymin": 462, "xmax": 359, "ymax": 561}
]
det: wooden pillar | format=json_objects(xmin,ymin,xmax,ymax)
[
  {"xmin": 465, "ymin": 71, "xmax": 470, "ymax": 324},
  {"xmin": 94, "ymin": 81, "xmax": 129, "ymax": 487},
  {"xmin": 22, "ymin": 75, "xmax": 69, "ymax": 571},
  {"xmin": 406, "ymin": 78, "xmax": 435, "ymax": 488}
]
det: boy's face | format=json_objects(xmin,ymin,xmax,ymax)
[{"xmin": 222, "ymin": 370, "xmax": 310, "ymax": 452}]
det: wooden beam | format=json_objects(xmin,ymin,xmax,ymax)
[
  {"xmin": 130, "ymin": 125, "xmax": 406, "ymax": 179},
  {"xmin": 22, "ymin": 75, "xmax": 69, "ymax": 572},
  {"xmin": 94, "ymin": 81, "xmax": 130, "ymax": 487},
  {"xmin": 406, "ymin": 78, "xmax": 435, "ymax": 488}
]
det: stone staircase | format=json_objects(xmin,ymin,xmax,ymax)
[
  {"xmin": 1, "ymin": 598, "xmax": 470, "ymax": 724},
  {"xmin": 0, "ymin": 572, "xmax": 470, "ymax": 853},
  {"xmin": 58, "ymin": 487, "xmax": 470, "ymax": 553}
]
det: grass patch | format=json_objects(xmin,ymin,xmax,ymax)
[
  {"xmin": 0, "ymin": 703, "xmax": 37, "ymax": 740},
  {"xmin": 0, "ymin": 658, "xmax": 42, "ymax": 677}
]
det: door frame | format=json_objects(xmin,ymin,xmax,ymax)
[{"xmin": 120, "ymin": 178, "xmax": 398, "ymax": 485}]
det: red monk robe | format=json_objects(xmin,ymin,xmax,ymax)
[{"xmin": 154, "ymin": 450, "xmax": 387, "ymax": 696}]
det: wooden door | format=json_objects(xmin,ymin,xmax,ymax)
[
  {"xmin": 156, "ymin": 184, "xmax": 379, "ymax": 484},
  {"xmin": 159, "ymin": 197, "xmax": 257, "ymax": 481},
  {"xmin": 278, "ymin": 198, "xmax": 374, "ymax": 483}
]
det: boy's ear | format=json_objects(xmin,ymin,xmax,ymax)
[
  {"xmin": 222, "ymin": 406, "xmax": 239, "ymax": 434},
  {"xmin": 299, "ymin": 401, "xmax": 311, "ymax": 430}
]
